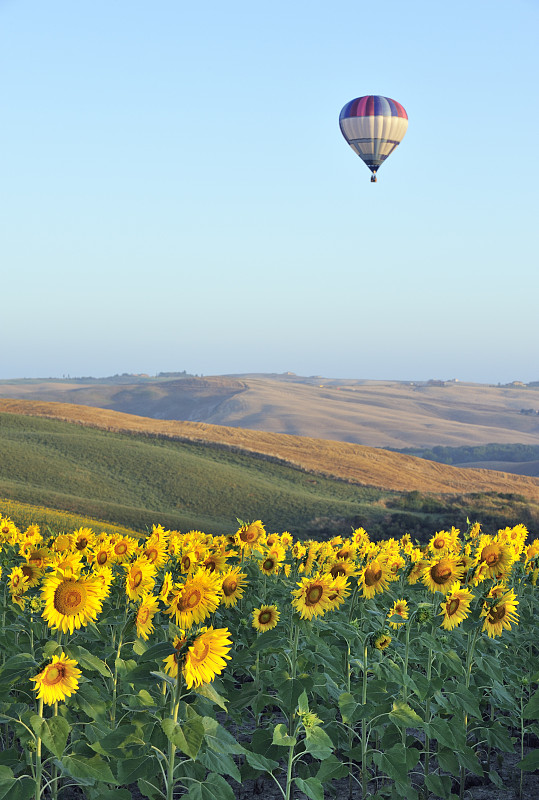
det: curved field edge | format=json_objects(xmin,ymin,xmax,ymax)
[
  {"xmin": 0, "ymin": 496, "xmax": 138, "ymax": 538},
  {"xmin": 2, "ymin": 399, "xmax": 539, "ymax": 499},
  {"xmin": 1, "ymin": 403, "xmax": 539, "ymax": 539}
]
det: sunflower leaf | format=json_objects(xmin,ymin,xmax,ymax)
[
  {"xmin": 294, "ymin": 777, "xmax": 324, "ymax": 800},
  {"xmin": 425, "ymin": 773, "xmax": 452, "ymax": 799},
  {"xmin": 138, "ymin": 642, "xmax": 176, "ymax": 664},
  {"xmin": 523, "ymin": 688, "xmax": 539, "ymax": 720},
  {"xmin": 0, "ymin": 767, "xmax": 35, "ymax": 800},
  {"xmin": 201, "ymin": 716, "xmax": 246, "ymax": 755},
  {"xmin": 272, "ymin": 723, "xmax": 296, "ymax": 747},
  {"xmin": 245, "ymin": 750, "xmax": 280, "ymax": 774},
  {"xmin": 185, "ymin": 773, "xmax": 236, "ymax": 800},
  {"xmin": 30, "ymin": 715, "xmax": 70, "ymax": 759},
  {"xmin": 389, "ymin": 700, "xmax": 424, "ymax": 728},
  {"xmin": 517, "ymin": 749, "xmax": 539, "ymax": 772},
  {"xmin": 198, "ymin": 749, "xmax": 241, "ymax": 783},
  {"xmin": 195, "ymin": 682, "xmax": 228, "ymax": 711},
  {"xmin": 64, "ymin": 646, "xmax": 111, "ymax": 678},
  {"xmin": 303, "ymin": 726, "xmax": 334, "ymax": 760},
  {"xmin": 161, "ymin": 717, "xmax": 204, "ymax": 760},
  {"xmin": 62, "ymin": 754, "xmax": 117, "ymax": 784}
]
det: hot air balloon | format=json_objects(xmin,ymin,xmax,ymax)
[{"xmin": 339, "ymin": 95, "xmax": 408, "ymax": 182}]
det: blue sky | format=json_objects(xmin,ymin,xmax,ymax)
[{"xmin": 1, "ymin": 0, "xmax": 538, "ymax": 383}]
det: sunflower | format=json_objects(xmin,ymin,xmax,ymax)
[
  {"xmin": 291, "ymin": 572, "xmax": 336, "ymax": 620},
  {"xmin": 183, "ymin": 626, "xmax": 232, "ymax": 689},
  {"xmin": 125, "ymin": 559, "xmax": 156, "ymax": 601},
  {"xmin": 159, "ymin": 572, "xmax": 176, "ymax": 604},
  {"xmin": 474, "ymin": 535, "xmax": 516, "ymax": 580},
  {"xmin": 135, "ymin": 594, "xmax": 160, "ymax": 641},
  {"xmin": 201, "ymin": 551, "xmax": 228, "ymax": 574},
  {"xmin": 220, "ymin": 567, "xmax": 248, "ymax": 607},
  {"xmin": 387, "ymin": 599, "xmax": 409, "ymax": 629},
  {"xmin": 422, "ymin": 556, "xmax": 464, "ymax": 595},
  {"xmin": 260, "ymin": 546, "xmax": 285, "ymax": 576},
  {"xmin": 0, "ymin": 517, "xmax": 18, "ymax": 544},
  {"xmin": 525, "ymin": 539, "xmax": 539, "ymax": 565},
  {"xmin": 20, "ymin": 560, "xmax": 43, "ymax": 588},
  {"xmin": 42, "ymin": 574, "xmax": 104, "ymax": 634},
  {"xmin": 163, "ymin": 632, "xmax": 188, "ymax": 678},
  {"xmin": 148, "ymin": 524, "xmax": 169, "ymax": 545},
  {"xmin": 12, "ymin": 594, "xmax": 26, "ymax": 610},
  {"xmin": 327, "ymin": 559, "xmax": 358, "ymax": 580},
  {"xmin": 112, "ymin": 536, "xmax": 138, "ymax": 563},
  {"xmin": 373, "ymin": 632, "xmax": 392, "ymax": 651},
  {"xmin": 292, "ymin": 542, "xmax": 307, "ymax": 560},
  {"xmin": 27, "ymin": 547, "xmax": 50, "ymax": 570},
  {"xmin": 51, "ymin": 533, "xmax": 73, "ymax": 553},
  {"xmin": 304, "ymin": 542, "xmax": 321, "ymax": 576},
  {"xmin": 280, "ymin": 532, "xmax": 293, "ymax": 549},
  {"xmin": 22, "ymin": 523, "xmax": 42, "ymax": 543},
  {"xmin": 236, "ymin": 520, "xmax": 265, "ymax": 551},
  {"xmin": 407, "ymin": 557, "xmax": 428, "ymax": 585},
  {"xmin": 165, "ymin": 569, "xmax": 221, "ymax": 629},
  {"xmin": 335, "ymin": 541, "xmax": 358, "ymax": 561},
  {"xmin": 179, "ymin": 550, "xmax": 199, "ymax": 574},
  {"xmin": 91, "ymin": 565, "xmax": 115, "ymax": 599},
  {"xmin": 481, "ymin": 586, "xmax": 519, "ymax": 638},
  {"xmin": 439, "ymin": 582, "xmax": 474, "ymax": 630},
  {"xmin": 360, "ymin": 560, "xmax": 392, "ymax": 599},
  {"xmin": 8, "ymin": 566, "xmax": 29, "ymax": 596},
  {"xmin": 327, "ymin": 575, "xmax": 350, "ymax": 609},
  {"xmin": 352, "ymin": 527, "xmax": 370, "ymax": 548},
  {"xmin": 47, "ymin": 552, "xmax": 83, "ymax": 579},
  {"xmin": 89, "ymin": 542, "xmax": 116, "ymax": 569},
  {"xmin": 428, "ymin": 527, "xmax": 460, "ymax": 556},
  {"xmin": 73, "ymin": 527, "xmax": 95, "ymax": 553},
  {"xmin": 498, "ymin": 524, "xmax": 528, "ymax": 559},
  {"xmin": 142, "ymin": 539, "xmax": 169, "ymax": 570},
  {"xmin": 252, "ymin": 605, "xmax": 280, "ymax": 632},
  {"xmin": 384, "ymin": 553, "xmax": 406, "ymax": 578},
  {"xmin": 31, "ymin": 653, "xmax": 81, "ymax": 705}
]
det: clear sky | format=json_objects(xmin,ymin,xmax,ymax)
[{"xmin": 1, "ymin": 0, "xmax": 538, "ymax": 383}]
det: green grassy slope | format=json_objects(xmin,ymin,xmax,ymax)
[
  {"xmin": 1, "ymin": 411, "xmax": 537, "ymax": 540},
  {"xmin": 0, "ymin": 412, "xmax": 392, "ymax": 537}
]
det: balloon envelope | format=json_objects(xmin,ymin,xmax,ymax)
[{"xmin": 339, "ymin": 95, "xmax": 408, "ymax": 177}]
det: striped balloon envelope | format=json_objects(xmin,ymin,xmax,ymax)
[{"xmin": 339, "ymin": 95, "xmax": 408, "ymax": 182}]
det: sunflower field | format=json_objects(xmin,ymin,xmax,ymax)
[{"xmin": 0, "ymin": 515, "xmax": 538, "ymax": 800}]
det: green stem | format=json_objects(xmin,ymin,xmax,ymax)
[
  {"xmin": 401, "ymin": 619, "xmax": 412, "ymax": 745},
  {"xmin": 110, "ymin": 631, "xmax": 124, "ymax": 727},
  {"xmin": 460, "ymin": 626, "xmax": 480, "ymax": 800},
  {"xmin": 284, "ymin": 740, "xmax": 296, "ymax": 800},
  {"xmin": 35, "ymin": 697, "xmax": 44, "ymax": 800},
  {"xmin": 345, "ymin": 642, "xmax": 353, "ymax": 800},
  {"xmin": 519, "ymin": 693, "xmax": 524, "ymax": 800},
  {"xmin": 288, "ymin": 621, "xmax": 300, "ymax": 739},
  {"xmin": 424, "ymin": 643, "xmax": 433, "ymax": 800},
  {"xmin": 361, "ymin": 639, "xmax": 368, "ymax": 800},
  {"xmin": 348, "ymin": 584, "xmax": 359, "ymax": 622},
  {"xmin": 51, "ymin": 702, "xmax": 59, "ymax": 800},
  {"xmin": 255, "ymin": 649, "xmax": 260, "ymax": 691},
  {"xmin": 165, "ymin": 665, "xmax": 183, "ymax": 800}
]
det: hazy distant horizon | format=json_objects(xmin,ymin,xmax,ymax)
[{"xmin": 0, "ymin": 369, "xmax": 536, "ymax": 387}]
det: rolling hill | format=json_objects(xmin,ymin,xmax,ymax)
[
  {"xmin": 1, "ymin": 374, "xmax": 539, "ymax": 452},
  {"xmin": 1, "ymin": 400, "xmax": 539, "ymax": 541}
]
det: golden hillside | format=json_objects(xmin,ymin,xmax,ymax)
[
  {"xmin": 1, "ymin": 375, "xmax": 539, "ymax": 448},
  {"xmin": 2, "ymin": 398, "xmax": 539, "ymax": 501}
]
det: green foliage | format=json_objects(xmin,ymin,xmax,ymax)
[{"xmin": 398, "ymin": 442, "xmax": 539, "ymax": 466}]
